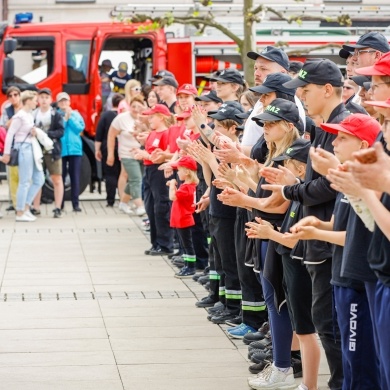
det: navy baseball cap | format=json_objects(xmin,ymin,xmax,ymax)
[
  {"xmin": 342, "ymin": 32, "xmax": 390, "ymax": 54},
  {"xmin": 247, "ymin": 46, "xmax": 290, "ymax": 71},
  {"xmin": 235, "ymin": 108, "xmax": 253, "ymax": 120},
  {"xmin": 208, "ymin": 101, "xmax": 245, "ymax": 124},
  {"xmin": 209, "ymin": 68, "xmax": 245, "ymax": 86},
  {"xmin": 151, "ymin": 70, "xmax": 175, "ymax": 81},
  {"xmin": 38, "ymin": 88, "xmax": 52, "ymax": 96},
  {"xmin": 289, "ymin": 61, "xmax": 304, "ymax": 74},
  {"xmin": 350, "ymin": 75, "xmax": 371, "ymax": 87},
  {"xmin": 283, "ymin": 59, "xmax": 344, "ymax": 89},
  {"xmin": 273, "ymin": 139, "xmax": 311, "ymax": 164},
  {"xmin": 195, "ymin": 90, "xmax": 223, "ymax": 103},
  {"xmin": 249, "ymin": 73, "xmax": 296, "ymax": 96},
  {"xmin": 252, "ymin": 98, "xmax": 300, "ymax": 125},
  {"xmin": 153, "ymin": 76, "xmax": 179, "ymax": 88}
]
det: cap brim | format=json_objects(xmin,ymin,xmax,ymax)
[
  {"xmin": 363, "ymin": 82, "xmax": 372, "ymax": 90},
  {"xmin": 355, "ymin": 65, "xmax": 388, "ymax": 76},
  {"xmin": 350, "ymin": 75, "xmax": 371, "ymax": 87},
  {"xmin": 247, "ymin": 51, "xmax": 260, "ymax": 61},
  {"xmin": 272, "ymin": 154, "xmax": 290, "ymax": 162},
  {"xmin": 170, "ymin": 162, "xmax": 179, "ymax": 170},
  {"xmin": 364, "ymin": 100, "xmax": 390, "ymax": 108},
  {"xmin": 282, "ymin": 78, "xmax": 308, "ymax": 89},
  {"xmin": 320, "ymin": 122, "xmax": 351, "ymax": 135},
  {"xmin": 249, "ymin": 85, "xmax": 274, "ymax": 94},
  {"xmin": 177, "ymin": 90, "xmax": 195, "ymax": 95},
  {"xmin": 343, "ymin": 43, "xmax": 367, "ymax": 51},
  {"xmin": 252, "ymin": 112, "xmax": 281, "ymax": 122},
  {"xmin": 235, "ymin": 125, "xmax": 245, "ymax": 131}
]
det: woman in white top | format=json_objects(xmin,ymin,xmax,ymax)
[
  {"xmin": 107, "ymin": 95, "xmax": 146, "ymax": 216},
  {"xmin": 2, "ymin": 91, "xmax": 45, "ymax": 222}
]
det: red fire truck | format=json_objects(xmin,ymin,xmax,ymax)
[{"xmin": 0, "ymin": 17, "xmax": 369, "ymax": 199}]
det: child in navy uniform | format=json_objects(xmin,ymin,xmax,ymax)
[{"xmin": 168, "ymin": 156, "xmax": 199, "ymax": 278}]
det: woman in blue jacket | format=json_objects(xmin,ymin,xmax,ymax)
[{"xmin": 56, "ymin": 92, "xmax": 85, "ymax": 212}]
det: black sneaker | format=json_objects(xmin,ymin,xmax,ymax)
[
  {"xmin": 248, "ymin": 359, "xmax": 272, "ymax": 375},
  {"xmin": 53, "ymin": 208, "xmax": 62, "ymax": 218},
  {"xmin": 251, "ymin": 347, "xmax": 273, "ymax": 364},
  {"xmin": 211, "ymin": 311, "xmax": 238, "ymax": 325},
  {"xmin": 30, "ymin": 207, "xmax": 41, "ymax": 216},
  {"xmin": 144, "ymin": 246, "xmax": 157, "ymax": 255},
  {"xmin": 73, "ymin": 206, "xmax": 82, "ymax": 212},
  {"xmin": 171, "ymin": 255, "xmax": 183, "ymax": 262},
  {"xmin": 244, "ymin": 329, "xmax": 271, "ymax": 345},
  {"xmin": 195, "ymin": 296, "xmax": 218, "ymax": 308},
  {"xmin": 167, "ymin": 251, "xmax": 180, "ymax": 260},
  {"xmin": 248, "ymin": 338, "xmax": 272, "ymax": 352},
  {"xmin": 207, "ymin": 302, "xmax": 224, "ymax": 314},
  {"xmin": 192, "ymin": 273, "xmax": 203, "ymax": 282},
  {"xmin": 6, "ymin": 205, "xmax": 15, "ymax": 211},
  {"xmin": 150, "ymin": 248, "xmax": 174, "ymax": 256},
  {"xmin": 198, "ymin": 275, "xmax": 209, "ymax": 285},
  {"xmin": 258, "ymin": 321, "xmax": 270, "ymax": 338},
  {"xmin": 225, "ymin": 315, "xmax": 242, "ymax": 326},
  {"xmin": 291, "ymin": 357, "xmax": 303, "ymax": 379}
]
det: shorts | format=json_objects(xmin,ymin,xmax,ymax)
[
  {"xmin": 282, "ymin": 254, "xmax": 316, "ymax": 335},
  {"xmin": 44, "ymin": 154, "xmax": 62, "ymax": 176}
]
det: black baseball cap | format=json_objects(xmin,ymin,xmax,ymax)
[
  {"xmin": 247, "ymin": 46, "xmax": 290, "ymax": 71},
  {"xmin": 152, "ymin": 76, "xmax": 179, "ymax": 88},
  {"xmin": 208, "ymin": 101, "xmax": 245, "ymax": 124},
  {"xmin": 151, "ymin": 70, "xmax": 174, "ymax": 81},
  {"xmin": 282, "ymin": 59, "xmax": 344, "ymax": 89},
  {"xmin": 235, "ymin": 108, "xmax": 253, "ymax": 120},
  {"xmin": 209, "ymin": 68, "xmax": 245, "ymax": 86},
  {"xmin": 289, "ymin": 61, "xmax": 304, "ymax": 74},
  {"xmin": 339, "ymin": 48, "xmax": 354, "ymax": 59},
  {"xmin": 195, "ymin": 90, "xmax": 223, "ymax": 103},
  {"xmin": 350, "ymin": 75, "xmax": 371, "ymax": 87},
  {"xmin": 341, "ymin": 32, "xmax": 390, "ymax": 54},
  {"xmin": 251, "ymin": 98, "xmax": 300, "ymax": 125},
  {"xmin": 250, "ymin": 73, "xmax": 296, "ymax": 96},
  {"xmin": 38, "ymin": 88, "xmax": 52, "ymax": 96},
  {"xmin": 363, "ymin": 81, "xmax": 372, "ymax": 91},
  {"xmin": 273, "ymin": 139, "xmax": 311, "ymax": 164}
]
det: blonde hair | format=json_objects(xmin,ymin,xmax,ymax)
[
  {"xmin": 155, "ymin": 113, "xmax": 176, "ymax": 128},
  {"xmin": 264, "ymin": 120, "xmax": 300, "ymax": 166},
  {"xmin": 124, "ymin": 79, "xmax": 141, "ymax": 103},
  {"xmin": 21, "ymin": 90, "xmax": 37, "ymax": 105},
  {"xmin": 181, "ymin": 167, "xmax": 199, "ymax": 185}
]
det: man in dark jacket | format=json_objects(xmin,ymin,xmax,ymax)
[{"xmin": 32, "ymin": 88, "xmax": 65, "ymax": 218}]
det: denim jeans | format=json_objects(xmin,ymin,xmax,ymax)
[{"xmin": 16, "ymin": 142, "xmax": 45, "ymax": 211}]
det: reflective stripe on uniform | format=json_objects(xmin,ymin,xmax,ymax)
[
  {"xmin": 225, "ymin": 289, "xmax": 242, "ymax": 300},
  {"xmin": 242, "ymin": 300, "xmax": 267, "ymax": 311},
  {"xmin": 209, "ymin": 270, "xmax": 220, "ymax": 280}
]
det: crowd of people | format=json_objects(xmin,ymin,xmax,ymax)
[{"xmin": 1, "ymin": 30, "xmax": 390, "ymax": 389}]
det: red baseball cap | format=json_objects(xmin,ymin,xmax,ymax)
[
  {"xmin": 171, "ymin": 156, "xmax": 197, "ymax": 171},
  {"xmin": 177, "ymin": 84, "xmax": 198, "ymax": 96},
  {"xmin": 355, "ymin": 52, "xmax": 390, "ymax": 76},
  {"xmin": 320, "ymin": 114, "xmax": 381, "ymax": 146},
  {"xmin": 142, "ymin": 104, "xmax": 171, "ymax": 116},
  {"xmin": 364, "ymin": 97, "xmax": 390, "ymax": 108},
  {"xmin": 176, "ymin": 108, "xmax": 192, "ymax": 120}
]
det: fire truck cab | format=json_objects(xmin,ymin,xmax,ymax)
[{"xmin": 0, "ymin": 20, "xmax": 169, "ymax": 199}]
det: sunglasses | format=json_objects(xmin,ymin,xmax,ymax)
[
  {"xmin": 131, "ymin": 87, "xmax": 141, "ymax": 91},
  {"xmin": 8, "ymin": 93, "xmax": 19, "ymax": 97}
]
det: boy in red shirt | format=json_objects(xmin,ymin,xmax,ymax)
[{"xmin": 168, "ymin": 156, "xmax": 199, "ymax": 278}]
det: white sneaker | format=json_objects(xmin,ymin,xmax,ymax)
[
  {"xmin": 118, "ymin": 202, "xmax": 134, "ymax": 215},
  {"xmin": 248, "ymin": 363, "xmax": 296, "ymax": 390},
  {"xmin": 16, "ymin": 213, "xmax": 36, "ymax": 222},
  {"xmin": 135, "ymin": 206, "xmax": 146, "ymax": 216},
  {"xmin": 24, "ymin": 210, "xmax": 37, "ymax": 221}
]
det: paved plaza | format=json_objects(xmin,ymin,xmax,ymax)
[{"xmin": 0, "ymin": 184, "xmax": 330, "ymax": 389}]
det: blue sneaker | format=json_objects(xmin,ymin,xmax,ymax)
[
  {"xmin": 226, "ymin": 323, "xmax": 246, "ymax": 333},
  {"xmin": 227, "ymin": 324, "xmax": 256, "ymax": 339}
]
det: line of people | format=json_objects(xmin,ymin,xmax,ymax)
[{"xmin": 118, "ymin": 31, "xmax": 390, "ymax": 390}]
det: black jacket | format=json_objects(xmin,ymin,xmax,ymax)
[
  {"xmin": 283, "ymin": 103, "xmax": 350, "ymax": 263},
  {"xmin": 34, "ymin": 108, "xmax": 65, "ymax": 161}
]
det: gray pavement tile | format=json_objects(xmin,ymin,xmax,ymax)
[
  {"xmin": 0, "ymin": 381, "xmax": 124, "ymax": 390},
  {"xmin": 0, "ymin": 317, "xmax": 105, "ymax": 330},
  {"xmin": 0, "ymin": 365, "xmax": 120, "ymax": 381},
  {"xmin": 104, "ymin": 315, "xmax": 209, "ymax": 328},
  {"xmin": 0, "ymin": 351, "xmax": 116, "ymax": 367}
]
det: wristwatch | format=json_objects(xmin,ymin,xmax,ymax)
[{"xmin": 200, "ymin": 124, "xmax": 207, "ymax": 129}]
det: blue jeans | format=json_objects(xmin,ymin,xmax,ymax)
[{"xmin": 16, "ymin": 142, "xmax": 44, "ymax": 211}]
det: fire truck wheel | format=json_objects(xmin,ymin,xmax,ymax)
[{"xmin": 41, "ymin": 154, "xmax": 92, "ymax": 203}]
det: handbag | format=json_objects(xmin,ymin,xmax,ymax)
[{"xmin": 8, "ymin": 132, "xmax": 31, "ymax": 167}]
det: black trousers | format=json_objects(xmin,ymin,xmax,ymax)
[
  {"xmin": 209, "ymin": 216, "xmax": 240, "ymax": 314},
  {"xmin": 176, "ymin": 227, "xmax": 196, "ymax": 268},
  {"xmin": 235, "ymin": 208, "xmax": 267, "ymax": 329},
  {"xmin": 191, "ymin": 211, "xmax": 209, "ymax": 268},
  {"xmin": 101, "ymin": 149, "xmax": 120, "ymax": 206},
  {"xmin": 306, "ymin": 261, "xmax": 343, "ymax": 390},
  {"xmin": 144, "ymin": 164, "xmax": 173, "ymax": 252},
  {"xmin": 62, "ymin": 155, "xmax": 82, "ymax": 209}
]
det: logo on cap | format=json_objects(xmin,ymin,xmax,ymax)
[
  {"xmin": 298, "ymin": 69, "xmax": 308, "ymax": 79},
  {"xmin": 262, "ymin": 47, "xmax": 268, "ymax": 54},
  {"xmin": 220, "ymin": 70, "xmax": 225, "ymax": 76},
  {"xmin": 286, "ymin": 147, "xmax": 294, "ymax": 154},
  {"xmin": 265, "ymin": 105, "xmax": 280, "ymax": 114}
]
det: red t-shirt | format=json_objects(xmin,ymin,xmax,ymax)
[
  {"xmin": 168, "ymin": 124, "xmax": 185, "ymax": 153},
  {"xmin": 170, "ymin": 183, "xmax": 197, "ymax": 228},
  {"xmin": 144, "ymin": 129, "xmax": 170, "ymax": 166}
]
